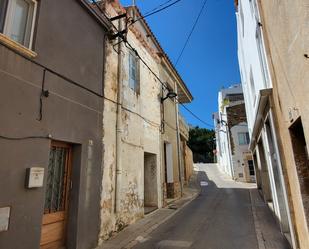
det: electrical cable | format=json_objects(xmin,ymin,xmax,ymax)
[
  {"xmin": 103, "ymin": 95, "xmax": 160, "ymax": 128},
  {"xmin": 179, "ymin": 102, "xmax": 214, "ymax": 128},
  {"xmin": 175, "ymin": 0, "xmax": 208, "ymax": 66},
  {"xmin": 143, "ymin": 0, "xmax": 176, "ymax": 15},
  {"xmin": 129, "ymin": 0, "xmax": 182, "ymax": 26},
  {"xmin": 0, "ymin": 135, "xmax": 51, "ymax": 140},
  {"xmin": 93, "ymin": 2, "xmax": 213, "ymax": 130}
]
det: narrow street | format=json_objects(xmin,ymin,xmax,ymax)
[{"xmin": 132, "ymin": 164, "xmax": 290, "ymax": 249}]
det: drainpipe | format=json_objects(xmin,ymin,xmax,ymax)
[
  {"xmin": 174, "ymin": 82, "xmax": 183, "ymax": 196},
  {"xmin": 114, "ymin": 18, "xmax": 123, "ymax": 214}
]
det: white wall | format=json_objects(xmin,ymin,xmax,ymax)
[
  {"xmin": 230, "ymin": 122, "xmax": 250, "ymax": 181},
  {"xmin": 216, "ymin": 84, "xmax": 244, "ymax": 178},
  {"xmin": 236, "ymin": 0, "xmax": 271, "ymax": 135},
  {"xmin": 236, "ymin": 1, "xmax": 296, "ymax": 246}
]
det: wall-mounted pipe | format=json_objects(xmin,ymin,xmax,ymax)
[{"xmin": 114, "ymin": 18, "xmax": 123, "ymax": 214}]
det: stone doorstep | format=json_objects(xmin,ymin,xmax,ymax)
[{"xmin": 97, "ymin": 185, "xmax": 201, "ymax": 249}]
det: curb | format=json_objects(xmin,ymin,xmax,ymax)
[{"xmin": 249, "ymin": 189, "xmax": 266, "ymax": 249}]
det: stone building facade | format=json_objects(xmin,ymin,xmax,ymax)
[{"xmin": 99, "ymin": 0, "xmax": 192, "ymax": 242}]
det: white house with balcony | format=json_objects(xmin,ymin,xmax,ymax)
[{"xmin": 235, "ymin": 0, "xmax": 296, "ymax": 246}]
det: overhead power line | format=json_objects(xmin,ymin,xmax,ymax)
[
  {"xmin": 143, "ymin": 0, "xmax": 178, "ymax": 15},
  {"xmin": 130, "ymin": 0, "xmax": 182, "ymax": 26},
  {"xmin": 180, "ymin": 103, "xmax": 214, "ymax": 128},
  {"xmin": 92, "ymin": 1, "xmax": 212, "ymax": 129},
  {"xmin": 175, "ymin": 0, "xmax": 209, "ymax": 66}
]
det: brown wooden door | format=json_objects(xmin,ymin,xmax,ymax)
[{"xmin": 40, "ymin": 141, "xmax": 72, "ymax": 249}]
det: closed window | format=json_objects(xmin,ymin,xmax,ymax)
[
  {"xmin": 1, "ymin": 0, "xmax": 37, "ymax": 49},
  {"xmin": 238, "ymin": 132, "xmax": 250, "ymax": 145},
  {"xmin": 129, "ymin": 51, "xmax": 140, "ymax": 93}
]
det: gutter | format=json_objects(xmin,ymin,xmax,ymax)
[
  {"xmin": 175, "ymin": 81, "xmax": 183, "ymax": 196},
  {"xmin": 249, "ymin": 88, "xmax": 272, "ymax": 151}
]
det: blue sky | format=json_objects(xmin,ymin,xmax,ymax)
[{"xmin": 120, "ymin": 0, "xmax": 240, "ymax": 129}]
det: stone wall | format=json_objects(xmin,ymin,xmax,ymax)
[{"xmin": 99, "ymin": 2, "xmax": 162, "ymax": 242}]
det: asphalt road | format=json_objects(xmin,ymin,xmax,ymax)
[{"xmin": 132, "ymin": 164, "xmax": 288, "ymax": 249}]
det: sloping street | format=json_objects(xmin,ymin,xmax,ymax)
[
  {"xmin": 1, "ymin": 1, "xmax": 308, "ymax": 249},
  {"xmin": 130, "ymin": 164, "xmax": 290, "ymax": 249}
]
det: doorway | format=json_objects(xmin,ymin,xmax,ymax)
[
  {"xmin": 40, "ymin": 141, "xmax": 72, "ymax": 249},
  {"xmin": 264, "ymin": 118, "xmax": 291, "ymax": 235},
  {"xmin": 164, "ymin": 142, "xmax": 174, "ymax": 198},
  {"xmin": 247, "ymin": 159, "xmax": 256, "ymax": 182},
  {"xmin": 144, "ymin": 152, "xmax": 158, "ymax": 214},
  {"xmin": 257, "ymin": 138, "xmax": 273, "ymax": 203},
  {"xmin": 289, "ymin": 118, "xmax": 309, "ymax": 226}
]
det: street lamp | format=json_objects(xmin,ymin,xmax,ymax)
[{"xmin": 161, "ymin": 91, "xmax": 177, "ymax": 103}]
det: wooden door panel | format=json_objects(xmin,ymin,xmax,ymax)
[
  {"xmin": 42, "ymin": 212, "xmax": 65, "ymax": 225},
  {"xmin": 40, "ymin": 141, "xmax": 72, "ymax": 249},
  {"xmin": 41, "ymin": 240, "xmax": 65, "ymax": 249},
  {"xmin": 40, "ymin": 222, "xmax": 65, "ymax": 245}
]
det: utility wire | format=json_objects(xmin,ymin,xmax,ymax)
[
  {"xmin": 0, "ymin": 135, "xmax": 51, "ymax": 140},
  {"xmin": 143, "ymin": 0, "xmax": 178, "ymax": 15},
  {"xmin": 175, "ymin": 0, "xmax": 208, "ymax": 66},
  {"xmin": 93, "ymin": 2, "xmax": 212, "ymax": 130},
  {"xmin": 130, "ymin": 0, "xmax": 182, "ymax": 26},
  {"xmin": 179, "ymin": 102, "xmax": 214, "ymax": 128}
]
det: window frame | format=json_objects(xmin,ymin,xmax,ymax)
[
  {"xmin": 0, "ymin": 0, "xmax": 9, "ymax": 33},
  {"xmin": 128, "ymin": 51, "xmax": 140, "ymax": 94},
  {"xmin": 1, "ymin": 0, "xmax": 38, "ymax": 50},
  {"xmin": 238, "ymin": 132, "xmax": 250, "ymax": 145},
  {"xmin": 248, "ymin": 159, "xmax": 255, "ymax": 176}
]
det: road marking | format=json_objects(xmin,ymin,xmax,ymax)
[
  {"xmin": 135, "ymin": 236, "xmax": 148, "ymax": 243},
  {"xmin": 200, "ymin": 181, "xmax": 208, "ymax": 186}
]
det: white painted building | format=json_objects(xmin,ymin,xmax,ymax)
[
  {"xmin": 214, "ymin": 84, "xmax": 255, "ymax": 182},
  {"xmin": 235, "ymin": 0, "xmax": 296, "ymax": 246}
]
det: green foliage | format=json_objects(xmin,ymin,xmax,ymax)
[
  {"xmin": 188, "ymin": 126, "xmax": 216, "ymax": 163},
  {"xmin": 220, "ymin": 98, "xmax": 230, "ymax": 112}
]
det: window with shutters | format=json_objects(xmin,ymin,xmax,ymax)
[{"xmin": 128, "ymin": 51, "xmax": 140, "ymax": 93}]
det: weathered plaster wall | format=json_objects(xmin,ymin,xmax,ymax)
[
  {"xmin": 258, "ymin": 0, "xmax": 309, "ymax": 248},
  {"xmin": 159, "ymin": 68, "xmax": 181, "ymax": 199},
  {"xmin": 99, "ymin": 3, "xmax": 162, "ymax": 241},
  {"xmin": 184, "ymin": 145, "xmax": 194, "ymax": 182}
]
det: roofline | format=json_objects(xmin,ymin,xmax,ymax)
[
  {"xmin": 160, "ymin": 55, "xmax": 193, "ymax": 102},
  {"xmin": 79, "ymin": 0, "xmax": 113, "ymax": 32},
  {"xmin": 127, "ymin": 6, "xmax": 193, "ymax": 102}
]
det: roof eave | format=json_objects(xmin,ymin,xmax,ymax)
[
  {"xmin": 79, "ymin": 0, "xmax": 113, "ymax": 32},
  {"xmin": 127, "ymin": 6, "xmax": 193, "ymax": 103}
]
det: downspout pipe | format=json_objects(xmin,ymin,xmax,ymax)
[
  {"xmin": 114, "ymin": 18, "xmax": 123, "ymax": 214},
  {"xmin": 174, "ymin": 82, "xmax": 183, "ymax": 196}
]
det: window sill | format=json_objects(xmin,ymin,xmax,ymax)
[{"xmin": 0, "ymin": 33, "xmax": 37, "ymax": 58}]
